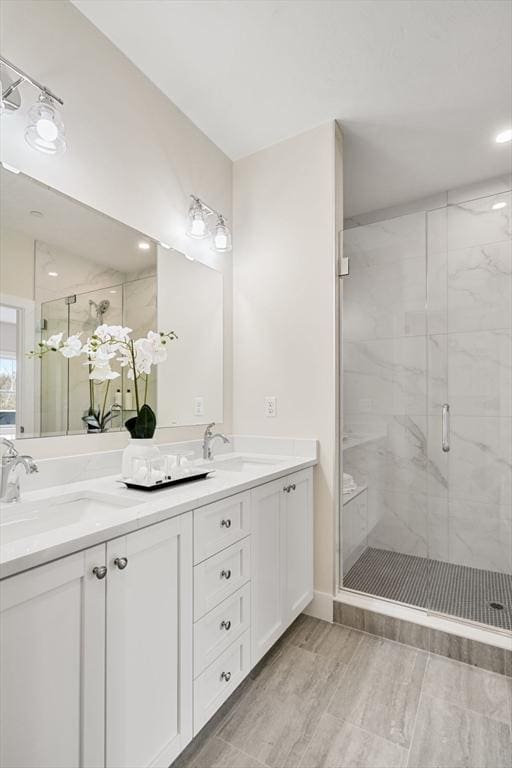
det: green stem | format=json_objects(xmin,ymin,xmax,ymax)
[
  {"xmin": 129, "ymin": 340, "xmax": 141, "ymax": 414},
  {"xmin": 144, "ymin": 375, "xmax": 148, "ymax": 405},
  {"xmin": 101, "ymin": 380, "xmax": 111, "ymax": 426}
]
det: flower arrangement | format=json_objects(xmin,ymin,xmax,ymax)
[{"xmin": 30, "ymin": 325, "xmax": 177, "ymax": 437}]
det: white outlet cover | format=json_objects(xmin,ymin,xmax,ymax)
[
  {"xmin": 264, "ymin": 396, "xmax": 277, "ymax": 417},
  {"xmin": 194, "ymin": 396, "xmax": 204, "ymax": 416}
]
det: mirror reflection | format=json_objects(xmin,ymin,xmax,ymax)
[{"xmin": 0, "ymin": 168, "xmax": 223, "ymax": 438}]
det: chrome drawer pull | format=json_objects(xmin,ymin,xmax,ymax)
[
  {"xmin": 92, "ymin": 566, "xmax": 107, "ymax": 580},
  {"xmin": 113, "ymin": 557, "xmax": 128, "ymax": 570},
  {"xmin": 220, "ymin": 569, "xmax": 232, "ymax": 580},
  {"xmin": 220, "ymin": 620, "xmax": 231, "ymax": 631},
  {"xmin": 220, "ymin": 518, "xmax": 232, "ymax": 528},
  {"xmin": 283, "ymin": 485, "xmax": 290, "ymax": 493},
  {"xmin": 291, "ymin": 483, "xmax": 296, "ymax": 491},
  {"xmin": 220, "ymin": 671, "xmax": 231, "ymax": 682}
]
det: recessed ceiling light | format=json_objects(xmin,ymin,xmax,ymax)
[
  {"xmin": 159, "ymin": 241, "xmax": 171, "ymax": 250},
  {"xmin": 1, "ymin": 162, "xmax": 20, "ymax": 174},
  {"xmin": 495, "ymin": 129, "xmax": 512, "ymax": 144},
  {"xmin": 492, "ymin": 201, "xmax": 507, "ymax": 210},
  {"xmin": 138, "ymin": 241, "xmax": 150, "ymax": 251},
  {"xmin": 30, "ymin": 210, "xmax": 43, "ymax": 218},
  {"xmin": 48, "ymin": 271, "xmax": 58, "ymax": 277}
]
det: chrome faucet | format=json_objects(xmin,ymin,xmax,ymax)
[
  {"xmin": 0, "ymin": 438, "xmax": 38, "ymax": 503},
  {"xmin": 202, "ymin": 423, "xmax": 230, "ymax": 460}
]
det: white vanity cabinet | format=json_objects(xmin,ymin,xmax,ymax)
[
  {"xmin": 105, "ymin": 514, "xmax": 193, "ymax": 768},
  {"xmin": 0, "ymin": 546, "xmax": 106, "ymax": 768},
  {"xmin": 0, "ymin": 462, "xmax": 314, "ymax": 768},
  {"xmin": 251, "ymin": 468, "xmax": 314, "ymax": 664},
  {"xmin": 0, "ymin": 516, "xmax": 192, "ymax": 768}
]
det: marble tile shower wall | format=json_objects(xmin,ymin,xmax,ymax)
[{"xmin": 343, "ymin": 180, "xmax": 512, "ymax": 576}]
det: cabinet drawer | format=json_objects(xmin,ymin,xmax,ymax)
[
  {"xmin": 194, "ymin": 538, "xmax": 251, "ymax": 619},
  {"xmin": 194, "ymin": 630, "xmax": 251, "ymax": 735},
  {"xmin": 194, "ymin": 583, "xmax": 251, "ymax": 678},
  {"xmin": 194, "ymin": 492, "xmax": 251, "ymax": 563}
]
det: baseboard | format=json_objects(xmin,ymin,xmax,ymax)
[{"xmin": 303, "ymin": 591, "xmax": 333, "ymax": 622}]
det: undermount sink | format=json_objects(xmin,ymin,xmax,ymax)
[
  {"xmin": 0, "ymin": 491, "xmax": 139, "ymax": 545},
  {"xmin": 205, "ymin": 455, "xmax": 285, "ymax": 473}
]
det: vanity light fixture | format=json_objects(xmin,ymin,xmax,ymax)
[
  {"xmin": 495, "ymin": 128, "xmax": 512, "ymax": 144},
  {"xmin": 211, "ymin": 214, "xmax": 232, "ymax": 253},
  {"xmin": 0, "ymin": 55, "xmax": 66, "ymax": 155},
  {"xmin": 186, "ymin": 195, "xmax": 232, "ymax": 252},
  {"xmin": 186, "ymin": 196, "xmax": 209, "ymax": 239},
  {"xmin": 138, "ymin": 241, "xmax": 151, "ymax": 251},
  {"xmin": 492, "ymin": 201, "xmax": 507, "ymax": 210}
]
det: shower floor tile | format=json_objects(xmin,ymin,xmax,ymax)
[{"xmin": 344, "ymin": 547, "xmax": 512, "ymax": 630}]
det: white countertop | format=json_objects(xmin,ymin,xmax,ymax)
[{"xmin": 0, "ymin": 452, "xmax": 316, "ymax": 579}]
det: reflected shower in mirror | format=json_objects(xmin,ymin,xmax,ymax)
[{"xmin": 0, "ymin": 168, "xmax": 224, "ymax": 438}]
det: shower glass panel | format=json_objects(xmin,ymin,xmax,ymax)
[
  {"xmin": 341, "ymin": 180, "xmax": 512, "ymax": 632},
  {"xmin": 39, "ymin": 275, "xmax": 157, "ymax": 436},
  {"xmin": 342, "ymin": 211, "xmax": 429, "ymax": 605},
  {"xmin": 426, "ymin": 189, "xmax": 512, "ymax": 629},
  {"xmin": 40, "ymin": 298, "xmax": 68, "ymax": 436}
]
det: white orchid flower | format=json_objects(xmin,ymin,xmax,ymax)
[
  {"xmin": 45, "ymin": 332, "xmax": 64, "ymax": 349},
  {"xmin": 60, "ymin": 334, "xmax": 82, "ymax": 358}
]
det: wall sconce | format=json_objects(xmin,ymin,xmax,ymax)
[
  {"xmin": 186, "ymin": 195, "xmax": 232, "ymax": 252},
  {"xmin": 0, "ymin": 55, "xmax": 66, "ymax": 155}
]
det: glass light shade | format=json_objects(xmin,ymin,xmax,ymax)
[
  {"xmin": 25, "ymin": 94, "xmax": 66, "ymax": 155},
  {"xmin": 186, "ymin": 199, "xmax": 209, "ymax": 239},
  {"xmin": 211, "ymin": 215, "xmax": 232, "ymax": 252}
]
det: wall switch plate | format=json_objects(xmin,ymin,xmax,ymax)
[
  {"xmin": 264, "ymin": 396, "xmax": 277, "ymax": 417},
  {"xmin": 194, "ymin": 397, "xmax": 204, "ymax": 417}
]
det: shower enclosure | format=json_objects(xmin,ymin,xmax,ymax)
[
  {"xmin": 340, "ymin": 179, "xmax": 511, "ymax": 632},
  {"xmin": 40, "ymin": 275, "xmax": 156, "ymax": 436}
]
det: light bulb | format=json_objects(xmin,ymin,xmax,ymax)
[
  {"xmin": 191, "ymin": 217, "xmax": 206, "ymax": 237},
  {"xmin": 36, "ymin": 117, "xmax": 59, "ymax": 142},
  {"xmin": 214, "ymin": 232, "xmax": 228, "ymax": 250},
  {"xmin": 492, "ymin": 201, "xmax": 507, "ymax": 210},
  {"xmin": 495, "ymin": 129, "xmax": 512, "ymax": 144},
  {"xmin": 25, "ymin": 93, "xmax": 66, "ymax": 155}
]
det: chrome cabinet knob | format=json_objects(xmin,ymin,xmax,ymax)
[
  {"xmin": 220, "ymin": 568, "xmax": 232, "ymax": 580},
  {"xmin": 113, "ymin": 557, "xmax": 128, "ymax": 570},
  {"xmin": 220, "ymin": 518, "xmax": 232, "ymax": 528},
  {"xmin": 291, "ymin": 483, "xmax": 296, "ymax": 491},
  {"xmin": 92, "ymin": 565, "xmax": 107, "ymax": 580},
  {"xmin": 220, "ymin": 620, "xmax": 231, "ymax": 631},
  {"xmin": 220, "ymin": 671, "xmax": 231, "ymax": 682}
]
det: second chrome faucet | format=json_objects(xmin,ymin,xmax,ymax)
[{"xmin": 202, "ymin": 423, "xmax": 230, "ymax": 460}]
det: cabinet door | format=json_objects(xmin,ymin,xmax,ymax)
[
  {"xmin": 283, "ymin": 468, "xmax": 314, "ymax": 623},
  {"xmin": 0, "ymin": 546, "xmax": 106, "ymax": 768},
  {"xmin": 250, "ymin": 478, "xmax": 286, "ymax": 665},
  {"xmin": 105, "ymin": 515, "xmax": 193, "ymax": 768}
]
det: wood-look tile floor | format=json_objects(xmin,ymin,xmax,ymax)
[{"xmin": 172, "ymin": 616, "xmax": 512, "ymax": 768}]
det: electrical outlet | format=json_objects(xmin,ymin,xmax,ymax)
[
  {"xmin": 264, "ymin": 396, "xmax": 277, "ymax": 417},
  {"xmin": 194, "ymin": 396, "xmax": 204, "ymax": 417}
]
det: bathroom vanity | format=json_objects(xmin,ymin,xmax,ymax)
[{"xmin": 0, "ymin": 445, "xmax": 315, "ymax": 768}]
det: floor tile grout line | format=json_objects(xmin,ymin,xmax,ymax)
[
  {"xmin": 405, "ymin": 659, "xmax": 429, "ymax": 768},
  {"xmin": 215, "ymin": 735, "xmax": 271, "ymax": 768},
  {"xmin": 418, "ymin": 690, "xmax": 512, "ymax": 731},
  {"xmin": 321, "ymin": 708, "xmax": 412, "ymax": 760}
]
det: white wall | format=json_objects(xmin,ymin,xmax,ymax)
[
  {"xmin": 0, "ymin": 227, "xmax": 34, "ymax": 300},
  {"xmin": 0, "ymin": 0, "xmax": 232, "ymax": 457},
  {"xmin": 233, "ymin": 122, "xmax": 340, "ymax": 597}
]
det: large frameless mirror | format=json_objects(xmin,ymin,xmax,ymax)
[{"xmin": 0, "ymin": 168, "xmax": 224, "ymax": 438}]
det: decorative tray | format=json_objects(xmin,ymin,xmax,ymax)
[{"xmin": 119, "ymin": 468, "xmax": 215, "ymax": 491}]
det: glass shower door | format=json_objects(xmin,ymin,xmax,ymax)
[{"xmin": 426, "ymin": 188, "xmax": 512, "ymax": 630}]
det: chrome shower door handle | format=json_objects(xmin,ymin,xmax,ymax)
[{"xmin": 442, "ymin": 404, "xmax": 450, "ymax": 453}]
